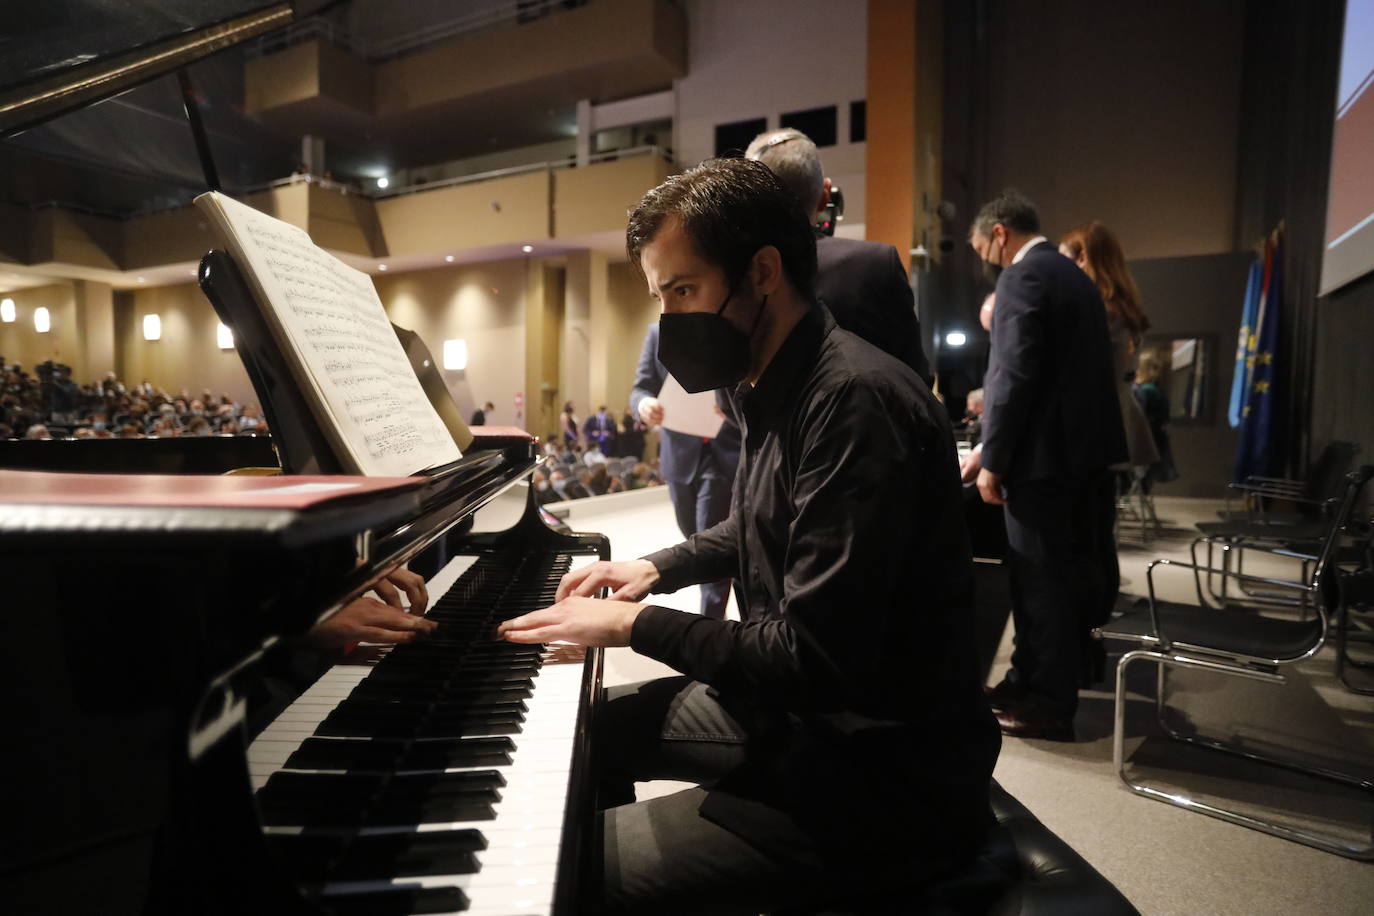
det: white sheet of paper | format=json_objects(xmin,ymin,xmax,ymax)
[{"xmin": 657, "ymin": 374, "xmax": 725, "ymax": 439}]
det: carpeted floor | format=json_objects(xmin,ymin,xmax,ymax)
[{"xmin": 542, "ymin": 487, "xmax": 1374, "ymax": 915}]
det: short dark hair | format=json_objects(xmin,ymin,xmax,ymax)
[
  {"xmin": 972, "ymin": 188, "xmax": 1041, "ymax": 237},
  {"xmin": 626, "ymin": 158, "xmax": 818, "ymax": 300}
]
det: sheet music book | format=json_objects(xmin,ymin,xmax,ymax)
[
  {"xmin": 656, "ymin": 373, "xmax": 725, "ymax": 439},
  {"xmin": 194, "ymin": 191, "xmax": 462, "ymax": 477}
]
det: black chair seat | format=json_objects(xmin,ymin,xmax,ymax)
[
  {"xmin": 777, "ymin": 782, "xmax": 1137, "ymax": 915},
  {"xmin": 1196, "ymin": 517, "xmax": 1328, "ymax": 541},
  {"xmin": 1103, "ymin": 601, "xmax": 1322, "ymax": 660}
]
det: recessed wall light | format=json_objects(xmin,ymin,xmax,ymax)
[
  {"xmin": 443, "ymin": 339, "xmax": 468, "ymax": 371},
  {"xmin": 0, "ymin": 298, "xmax": 14, "ymax": 322},
  {"xmin": 217, "ymin": 323, "xmax": 234, "ymax": 349},
  {"xmin": 34, "ymin": 307, "xmax": 50, "ymax": 333},
  {"xmin": 143, "ymin": 314, "xmax": 161, "ymax": 341}
]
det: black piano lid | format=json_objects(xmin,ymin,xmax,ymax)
[{"xmin": 0, "ymin": 1, "xmax": 305, "ymax": 137}]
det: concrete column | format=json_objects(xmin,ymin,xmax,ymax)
[
  {"xmin": 72, "ymin": 280, "xmax": 114, "ymax": 382},
  {"xmin": 563, "ymin": 249, "xmax": 608, "ymax": 424},
  {"xmin": 576, "ymin": 99, "xmax": 593, "ymax": 168},
  {"xmin": 301, "ymin": 134, "xmax": 326, "ymax": 174}
]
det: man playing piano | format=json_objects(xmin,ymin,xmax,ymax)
[{"xmin": 499, "ymin": 159, "xmax": 1001, "ymax": 914}]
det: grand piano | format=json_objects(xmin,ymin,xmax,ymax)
[{"xmin": 1, "ymin": 5, "xmax": 608, "ymax": 914}]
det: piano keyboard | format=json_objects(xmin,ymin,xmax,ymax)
[{"xmin": 247, "ymin": 548, "xmax": 596, "ymax": 916}]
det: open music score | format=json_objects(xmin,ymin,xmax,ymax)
[{"xmin": 195, "ymin": 191, "xmax": 461, "ymax": 476}]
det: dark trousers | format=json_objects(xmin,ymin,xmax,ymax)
[
  {"xmin": 1002, "ymin": 472, "xmax": 1117, "ymax": 719},
  {"xmin": 596, "ymin": 678, "xmax": 846, "ymax": 915},
  {"xmin": 666, "ymin": 474, "xmax": 734, "ymax": 619}
]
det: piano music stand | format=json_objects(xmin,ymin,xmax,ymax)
[{"xmin": 198, "ymin": 249, "xmax": 342, "ymax": 475}]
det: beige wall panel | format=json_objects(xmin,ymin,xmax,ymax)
[
  {"xmin": 604, "ymin": 261, "xmax": 660, "ymax": 419},
  {"xmin": 0, "ymin": 283, "xmax": 80, "ymax": 375},
  {"xmin": 375, "ymin": 261, "xmax": 527, "ymax": 429},
  {"xmin": 375, "ymin": 173, "xmax": 550, "ymax": 256},
  {"xmin": 30, "ymin": 210, "xmax": 122, "ymax": 271},
  {"xmin": 554, "ymin": 156, "xmax": 673, "ymax": 239},
  {"xmin": 124, "ymin": 207, "xmax": 220, "ymax": 271},
  {"xmin": 0, "ymin": 203, "xmax": 31, "ymax": 262},
  {"xmin": 243, "ymin": 41, "xmax": 321, "ymax": 113},
  {"xmin": 117, "ymin": 283, "xmax": 257, "ymax": 405},
  {"xmin": 373, "ymin": 0, "xmax": 678, "ymax": 113},
  {"xmin": 307, "ymin": 185, "xmax": 386, "ymax": 257},
  {"xmin": 316, "ymin": 39, "xmax": 373, "ymax": 111},
  {"xmin": 124, "ymin": 185, "xmax": 311, "ymax": 271}
]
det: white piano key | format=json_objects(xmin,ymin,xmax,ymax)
[{"xmin": 246, "ymin": 551, "xmax": 595, "ymax": 915}]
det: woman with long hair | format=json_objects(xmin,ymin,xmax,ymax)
[{"xmin": 1059, "ymin": 221, "xmax": 1160, "ymax": 471}]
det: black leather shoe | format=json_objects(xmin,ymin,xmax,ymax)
[
  {"xmin": 995, "ymin": 704, "xmax": 1076, "ymax": 742},
  {"xmin": 983, "ymin": 678, "xmax": 1026, "ymax": 712}
]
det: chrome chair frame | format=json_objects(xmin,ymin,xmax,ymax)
[{"xmin": 1105, "ymin": 466, "xmax": 1374, "ymax": 860}]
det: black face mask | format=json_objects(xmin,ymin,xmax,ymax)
[
  {"xmin": 980, "ymin": 232, "xmax": 1005, "ymax": 285},
  {"xmin": 658, "ymin": 288, "xmax": 766, "ymax": 393}
]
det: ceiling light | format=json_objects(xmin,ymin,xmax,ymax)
[
  {"xmin": 376, "ymin": 176, "xmax": 389, "ymax": 189},
  {"xmin": 217, "ymin": 323, "xmax": 234, "ymax": 350},
  {"xmin": 445, "ymin": 255, "xmax": 455, "ymax": 263},
  {"xmin": 137, "ymin": 276, "xmax": 147, "ymax": 283},
  {"xmin": 945, "ymin": 331, "xmax": 967, "ymax": 347},
  {"xmin": 378, "ymin": 264, "xmax": 388, "ymax": 271},
  {"xmin": 521, "ymin": 245, "xmax": 534, "ymax": 254},
  {"xmin": 0, "ymin": 298, "xmax": 14, "ymax": 323},
  {"xmin": 443, "ymin": 339, "xmax": 468, "ymax": 371}
]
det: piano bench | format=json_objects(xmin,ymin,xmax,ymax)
[{"xmin": 777, "ymin": 780, "xmax": 1139, "ymax": 915}]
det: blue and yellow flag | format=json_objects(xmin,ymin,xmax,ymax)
[
  {"xmin": 1234, "ymin": 233, "xmax": 1282, "ymax": 481},
  {"xmin": 1227, "ymin": 259, "xmax": 1262, "ymax": 428}
]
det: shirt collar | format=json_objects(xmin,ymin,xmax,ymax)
[
  {"xmin": 736, "ymin": 304, "xmax": 830, "ymax": 427},
  {"xmin": 1012, "ymin": 235, "xmax": 1049, "ymax": 264}
]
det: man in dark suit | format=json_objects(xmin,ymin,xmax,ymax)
[
  {"xmin": 746, "ymin": 128, "xmax": 932, "ymax": 386},
  {"xmin": 582, "ymin": 405, "xmax": 617, "ymax": 454},
  {"xmin": 962, "ymin": 189, "xmax": 1126, "ymax": 741},
  {"xmin": 468, "ymin": 401, "xmax": 493, "ymax": 426},
  {"xmin": 631, "ymin": 324, "xmax": 741, "ymax": 619}
]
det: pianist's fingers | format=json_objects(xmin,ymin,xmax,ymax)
[
  {"xmin": 497, "ymin": 596, "xmax": 643, "ymax": 647},
  {"xmin": 555, "ymin": 564, "xmax": 597, "ymax": 602},
  {"xmin": 307, "ymin": 596, "xmax": 437, "ymax": 649},
  {"xmin": 387, "ymin": 568, "xmax": 429, "ymax": 614},
  {"xmin": 373, "ymin": 576, "xmax": 403, "ymax": 609}
]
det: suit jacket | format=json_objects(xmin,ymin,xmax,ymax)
[
  {"xmin": 981, "ymin": 241, "xmax": 1127, "ymax": 483},
  {"xmin": 815, "ymin": 235, "xmax": 932, "ymax": 386},
  {"xmin": 629, "ymin": 323, "xmax": 741, "ymax": 484}
]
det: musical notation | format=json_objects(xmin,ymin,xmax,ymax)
[{"xmin": 197, "ymin": 192, "xmax": 462, "ymax": 476}]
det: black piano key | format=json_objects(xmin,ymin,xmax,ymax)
[
  {"xmin": 383, "ymin": 770, "xmax": 506, "ymax": 798},
  {"xmin": 335, "ymin": 829, "xmax": 485, "ymax": 878},
  {"xmin": 365, "ymin": 797, "xmax": 497, "ymax": 824},
  {"xmin": 264, "ymin": 832, "xmax": 347, "ymax": 879},
  {"xmin": 286, "ymin": 738, "xmax": 407, "ymax": 771},
  {"xmin": 403, "ymin": 736, "xmax": 515, "ymax": 770},
  {"xmin": 416, "ymin": 713, "xmax": 524, "ymax": 740},
  {"xmin": 318, "ymin": 885, "xmax": 468, "ymax": 915}
]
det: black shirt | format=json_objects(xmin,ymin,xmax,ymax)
[{"xmin": 635, "ymin": 305, "xmax": 1000, "ymax": 855}]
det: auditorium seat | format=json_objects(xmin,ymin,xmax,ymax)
[{"xmin": 775, "ymin": 780, "xmax": 1139, "ymax": 915}]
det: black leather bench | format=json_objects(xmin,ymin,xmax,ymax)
[{"xmin": 780, "ymin": 780, "xmax": 1139, "ymax": 915}]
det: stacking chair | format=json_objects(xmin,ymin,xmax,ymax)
[
  {"xmin": 1191, "ymin": 443, "xmax": 1361, "ymax": 610},
  {"xmin": 1099, "ymin": 465, "xmax": 1374, "ymax": 859},
  {"xmin": 1335, "ymin": 568, "xmax": 1374, "ymax": 696}
]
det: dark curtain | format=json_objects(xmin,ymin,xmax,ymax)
[{"xmin": 1233, "ymin": 0, "xmax": 1350, "ymax": 477}]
